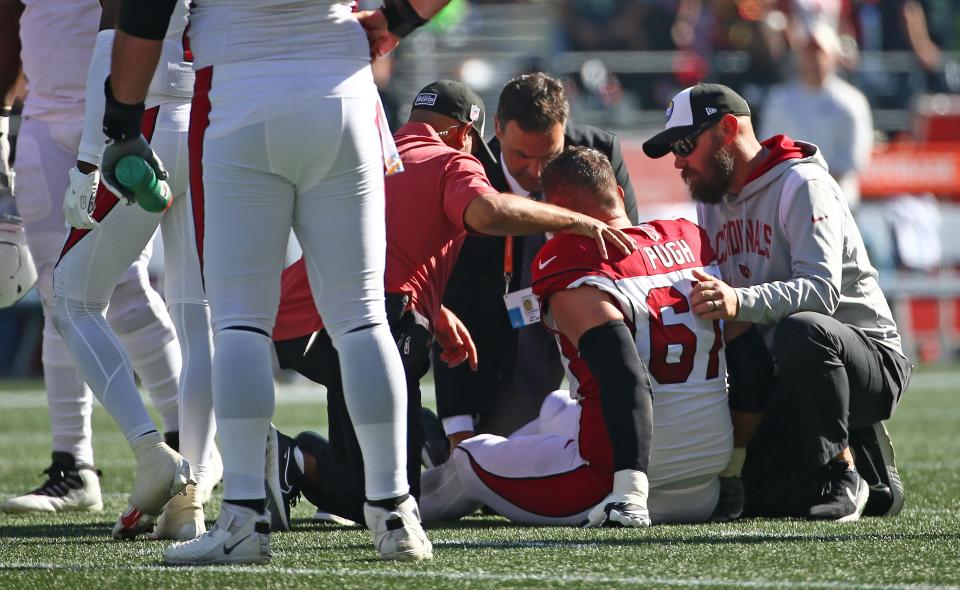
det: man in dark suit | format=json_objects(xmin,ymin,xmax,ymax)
[{"xmin": 435, "ymin": 72, "xmax": 639, "ymax": 447}]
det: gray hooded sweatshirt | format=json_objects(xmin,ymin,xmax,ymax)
[{"xmin": 696, "ymin": 137, "xmax": 903, "ymax": 356}]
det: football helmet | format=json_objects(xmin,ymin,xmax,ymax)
[{"xmin": 0, "ymin": 214, "xmax": 37, "ymax": 308}]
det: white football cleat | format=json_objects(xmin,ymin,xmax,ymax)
[
  {"xmin": 164, "ymin": 503, "xmax": 271, "ymax": 565},
  {"xmin": 112, "ymin": 432, "xmax": 193, "ymax": 540},
  {"xmin": 112, "ymin": 506, "xmax": 156, "ymax": 540},
  {"xmin": 1, "ymin": 452, "xmax": 103, "ymax": 513},
  {"xmin": 363, "ymin": 496, "xmax": 433, "ymax": 561},
  {"xmin": 585, "ymin": 469, "xmax": 651, "ymax": 528},
  {"xmin": 150, "ymin": 484, "xmax": 206, "ymax": 541}
]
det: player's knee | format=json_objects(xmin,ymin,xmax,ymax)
[
  {"xmin": 219, "ymin": 325, "xmax": 271, "ymax": 338},
  {"xmin": 772, "ymin": 312, "xmax": 835, "ymax": 372},
  {"xmin": 107, "ymin": 277, "xmax": 167, "ymax": 335},
  {"xmin": 325, "ymin": 317, "xmax": 385, "ymax": 342}
]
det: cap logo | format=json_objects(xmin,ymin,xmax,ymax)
[
  {"xmin": 665, "ymin": 101, "xmax": 674, "ymax": 123},
  {"xmin": 414, "ymin": 92, "xmax": 438, "ymax": 106},
  {"xmin": 470, "ymin": 104, "xmax": 480, "ymax": 122},
  {"xmin": 705, "ymin": 107, "xmax": 717, "ymax": 116}
]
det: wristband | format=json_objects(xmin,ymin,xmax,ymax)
[
  {"xmin": 102, "ymin": 76, "xmax": 145, "ymax": 142},
  {"xmin": 382, "ymin": 0, "xmax": 427, "ymax": 38}
]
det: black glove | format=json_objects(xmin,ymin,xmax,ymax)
[{"xmin": 100, "ymin": 76, "xmax": 168, "ymax": 204}]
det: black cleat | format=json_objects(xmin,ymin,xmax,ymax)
[
  {"xmin": 851, "ymin": 421, "xmax": 904, "ymax": 517},
  {"xmin": 1, "ymin": 452, "xmax": 104, "ymax": 513},
  {"xmin": 806, "ymin": 460, "xmax": 869, "ymax": 522},
  {"xmin": 419, "ymin": 407, "xmax": 450, "ymax": 468},
  {"xmin": 711, "ymin": 476, "xmax": 745, "ymax": 522},
  {"xmin": 265, "ymin": 426, "xmax": 301, "ymax": 531}
]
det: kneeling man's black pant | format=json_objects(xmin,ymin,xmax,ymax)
[{"xmin": 731, "ymin": 312, "xmax": 911, "ymax": 516}]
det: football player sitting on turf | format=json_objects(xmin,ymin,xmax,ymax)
[
  {"xmin": 416, "ymin": 147, "xmax": 733, "ymax": 525},
  {"xmin": 288, "ymin": 147, "xmax": 733, "ymax": 526}
]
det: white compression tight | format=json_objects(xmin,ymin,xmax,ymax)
[
  {"xmin": 170, "ymin": 301, "xmax": 216, "ymax": 481},
  {"xmin": 52, "ymin": 296, "xmax": 158, "ymax": 443}
]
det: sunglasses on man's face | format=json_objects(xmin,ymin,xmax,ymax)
[{"xmin": 670, "ymin": 120, "xmax": 720, "ymax": 157}]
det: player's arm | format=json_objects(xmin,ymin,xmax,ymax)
[
  {"xmin": 99, "ymin": 0, "xmax": 176, "ymax": 202},
  {"xmin": 463, "ymin": 192, "xmax": 636, "ymax": 259},
  {"xmin": 358, "ymin": 0, "xmax": 453, "ymax": 61},
  {"xmin": 548, "ymin": 285, "xmax": 653, "ymax": 528},
  {"xmin": 65, "ymin": 0, "xmax": 123, "ymax": 229},
  {"xmin": 0, "ymin": 0, "xmax": 23, "ymax": 103},
  {"xmin": 0, "ymin": 0, "xmax": 23, "ymax": 215}
]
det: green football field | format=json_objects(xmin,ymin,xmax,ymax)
[{"xmin": 0, "ymin": 368, "xmax": 958, "ymax": 590}]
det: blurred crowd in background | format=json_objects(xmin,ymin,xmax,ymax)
[{"xmin": 4, "ymin": 0, "xmax": 960, "ymax": 376}]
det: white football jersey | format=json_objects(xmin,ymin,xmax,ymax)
[
  {"xmin": 19, "ymin": 0, "xmax": 100, "ymax": 122},
  {"xmin": 532, "ymin": 218, "xmax": 733, "ymax": 485},
  {"xmin": 187, "ymin": 0, "xmax": 369, "ymax": 70}
]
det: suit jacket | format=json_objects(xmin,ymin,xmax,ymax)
[{"xmin": 434, "ymin": 123, "xmax": 639, "ymax": 425}]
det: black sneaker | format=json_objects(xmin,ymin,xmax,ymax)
[
  {"xmin": 420, "ymin": 407, "xmax": 450, "ymax": 468},
  {"xmin": 851, "ymin": 421, "xmax": 904, "ymax": 517},
  {"xmin": 0, "ymin": 452, "xmax": 104, "ymax": 513},
  {"xmin": 806, "ymin": 460, "xmax": 869, "ymax": 522},
  {"xmin": 292, "ymin": 431, "xmax": 330, "ymax": 511},
  {"xmin": 265, "ymin": 426, "xmax": 301, "ymax": 532}
]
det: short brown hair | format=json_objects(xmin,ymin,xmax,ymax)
[
  {"xmin": 496, "ymin": 73, "xmax": 569, "ymax": 133},
  {"xmin": 542, "ymin": 147, "xmax": 618, "ymax": 207}
]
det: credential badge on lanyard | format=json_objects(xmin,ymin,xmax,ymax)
[{"xmin": 501, "ymin": 236, "xmax": 541, "ymax": 328}]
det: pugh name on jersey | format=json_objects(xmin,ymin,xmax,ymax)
[{"xmin": 641, "ymin": 239, "xmax": 696, "ymax": 271}]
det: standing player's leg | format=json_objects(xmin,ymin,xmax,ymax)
[
  {"xmin": 165, "ymin": 106, "xmax": 295, "ymax": 565},
  {"xmin": 107, "ymin": 242, "xmax": 181, "ymax": 440},
  {"xmin": 292, "ymin": 94, "xmax": 428, "ymax": 561},
  {"xmin": 152, "ymin": 136, "xmax": 218, "ymax": 538},
  {"xmin": 51, "ymin": 112, "xmax": 193, "ymax": 538},
  {"xmin": 168, "ymin": 67, "xmax": 221, "ymax": 509},
  {"xmin": 1, "ymin": 118, "xmax": 100, "ymax": 514}
]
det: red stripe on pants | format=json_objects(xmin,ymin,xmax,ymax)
[
  {"xmin": 189, "ymin": 66, "xmax": 213, "ymax": 285},
  {"xmin": 58, "ymin": 106, "xmax": 160, "ymax": 261},
  {"xmin": 465, "ymin": 401, "xmax": 613, "ymax": 518}
]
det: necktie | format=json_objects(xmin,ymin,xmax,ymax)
[{"xmin": 513, "ymin": 191, "xmax": 563, "ymax": 399}]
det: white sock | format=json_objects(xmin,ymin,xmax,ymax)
[
  {"xmin": 334, "ymin": 324, "xmax": 408, "ymax": 501},
  {"xmin": 213, "ymin": 329, "xmax": 274, "ymax": 500},
  {"xmin": 41, "ymin": 320, "xmax": 95, "ymax": 466},
  {"xmin": 169, "ymin": 302, "xmax": 216, "ymax": 472},
  {"xmin": 52, "ymin": 297, "xmax": 157, "ymax": 444}
]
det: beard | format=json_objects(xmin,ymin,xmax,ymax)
[{"xmin": 684, "ymin": 144, "xmax": 735, "ymax": 205}]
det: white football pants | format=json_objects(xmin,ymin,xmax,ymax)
[{"xmin": 197, "ymin": 62, "xmax": 407, "ymax": 502}]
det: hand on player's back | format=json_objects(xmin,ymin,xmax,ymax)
[{"xmin": 563, "ymin": 215, "xmax": 637, "ymax": 260}]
